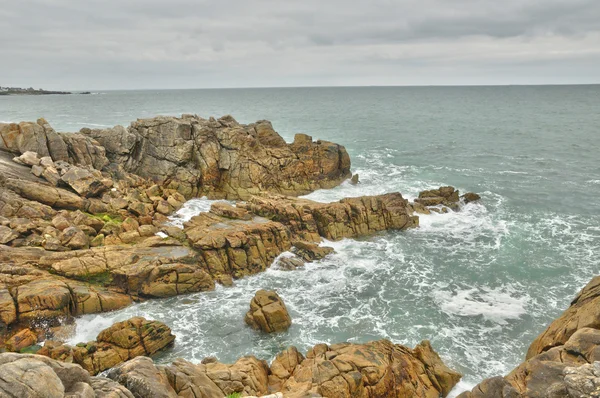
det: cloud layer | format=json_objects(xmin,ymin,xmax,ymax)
[{"xmin": 2, "ymin": 0, "xmax": 599, "ymax": 89}]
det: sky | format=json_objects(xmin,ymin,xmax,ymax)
[{"xmin": 1, "ymin": 0, "xmax": 599, "ymax": 90}]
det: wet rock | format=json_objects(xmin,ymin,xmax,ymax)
[
  {"xmin": 276, "ymin": 255, "xmax": 305, "ymax": 270},
  {"xmin": 245, "ymin": 289, "xmax": 292, "ymax": 333},
  {"xmin": 292, "ymin": 241, "xmax": 334, "ymax": 262},
  {"xmin": 5, "ymin": 328, "xmax": 38, "ymax": 352},
  {"xmin": 462, "ymin": 192, "xmax": 481, "ymax": 204},
  {"xmin": 40, "ymin": 317, "xmax": 175, "ymax": 375},
  {"xmin": 415, "ymin": 186, "xmax": 460, "ymax": 210},
  {"xmin": 350, "ymin": 173, "xmax": 359, "ymax": 184},
  {"xmin": 184, "ymin": 213, "xmax": 292, "ymax": 278}
]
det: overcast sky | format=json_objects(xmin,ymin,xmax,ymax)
[{"xmin": 2, "ymin": 0, "xmax": 599, "ymax": 89}]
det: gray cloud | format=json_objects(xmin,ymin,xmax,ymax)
[{"xmin": 1, "ymin": 0, "xmax": 599, "ymax": 89}]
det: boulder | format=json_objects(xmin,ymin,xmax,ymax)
[
  {"xmin": 210, "ymin": 201, "xmax": 251, "ymax": 220},
  {"xmin": 292, "ymin": 241, "xmax": 334, "ymax": 262},
  {"xmin": 5, "ymin": 328, "xmax": 38, "ymax": 352},
  {"xmin": 0, "ymin": 352, "xmax": 92, "ymax": 398},
  {"xmin": 13, "ymin": 151, "xmax": 40, "ymax": 166},
  {"xmin": 60, "ymin": 166, "xmax": 113, "ymax": 198},
  {"xmin": 0, "ymin": 225, "xmax": 19, "ymax": 244},
  {"xmin": 415, "ymin": 186, "xmax": 460, "ymax": 210},
  {"xmin": 184, "ymin": 213, "xmax": 292, "ymax": 278},
  {"xmin": 462, "ymin": 192, "xmax": 481, "ymax": 204},
  {"xmin": 107, "ymin": 356, "xmax": 177, "ymax": 398},
  {"xmin": 245, "ymin": 290, "xmax": 292, "ymax": 333},
  {"xmin": 276, "ymin": 255, "xmax": 306, "ymax": 270}
]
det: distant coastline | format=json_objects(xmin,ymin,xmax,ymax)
[{"xmin": 0, "ymin": 86, "xmax": 90, "ymax": 95}]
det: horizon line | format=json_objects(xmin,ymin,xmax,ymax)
[{"xmin": 4, "ymin": 82, "xmax": 600, "ymax": 92}]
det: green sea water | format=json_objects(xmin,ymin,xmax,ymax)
[{"xmin": 2, "ymin": 86, "xmax": 599, "ymax": 394}]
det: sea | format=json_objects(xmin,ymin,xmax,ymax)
[{"xmin": 1, "ymin": 86, "xmax": 599, "ymax": 395}]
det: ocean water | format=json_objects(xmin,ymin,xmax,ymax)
[{"xmin": 2, "ymin": 86, "xmax": 600, "ymax": 394}]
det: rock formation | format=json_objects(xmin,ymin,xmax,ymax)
[
  {"xmin": 0, "ymin": 115, "xmax": 476, "ymax": 397},
  {"xmin": 0, "ymin": 335, "xmax": 461, "ymax": 398},
  {"xmin": 82, "ymin": 114, "xmax": 351, "ymax": 200},
  {"xmin": 37, "ymin": 316, "xmax": 175, "ymax": 375},
  {"xmin": 459, "ymin": 275, "xmax": 600, "ymax": 397},
  {"xmin": 239, "ymin": 192, "xmax": 418, "ymax": 242},
  {"xmin": 245, "ymin": 290, "xmax": 292, "ymax": 333}
]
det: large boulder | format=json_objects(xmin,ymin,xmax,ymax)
[
  {"xmin": 0, "ymin": 352, "xmax": 92, "ymax": 398},
  {"xmin": 245, "ymin": 290, "xmax": 292, "ymax": 333},
  {"xmin": 60, "ymin": 166, "xmax": 113, "ymax": 198},
  {"xmin": 83, "ymin": 115, "xmax": 351, "ymax": 199}
]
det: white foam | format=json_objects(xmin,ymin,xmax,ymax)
[
  {"xmin": 447, "ymin": 380, "xmax": 475, "ymax": 398},
  {"xmin": 434, "ymin": 286, "xmax": 528, "ymax": 325},
  {"xmin": 167, "ymin": 197, "xmax": 233, "ymax": 228}
]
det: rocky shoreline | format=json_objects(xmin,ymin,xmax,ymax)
[{"xmin": 0, "ymin": 114, "xmax": 596, "ymax": 397}]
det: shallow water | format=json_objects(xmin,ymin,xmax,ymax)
[{"xmin": 2, "ymin": 86, "xmax": 599, "ymax": 394}]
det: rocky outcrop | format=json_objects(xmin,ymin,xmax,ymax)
[
  {"xmin": 526, "ymin": 275, "xmax": 600, "ymax": 359},
  {"xmin": 245, "ymin": 290, "xmax": 292, "ymax": 333},
  {"xmin": 83, "ymin": 114, "xmax": 351, "ymax": 200},
  {"xmin": 459, "ymin": 275, "xmax": 600, "ymax": 398},
  {"xmin": 38, "ymin": 317, "xmax": 175, "ymax": 375},
  {"xmin": 101, "ymin": 339, "xmax": 460, "ymax": 398},
  {"xmin": 272, "ymin": 340, "xmax": 461, "ymax": 398},
  {"xmin": 239, "ymin": 192, "xmax": 418, "ymax": 242},
  {"xmin": 183, "ymin": 212, "xmax": 292, "ymax": 278},
  {"xmin": 0, "ymin": 352, "xmax": 97, "ymax": 398},
  {"xmin": 0, "ymin": 119, "xmax": 108, "ymax": 169},
  {"xmin": 0, "ymin": 333, "xmax": 460, "ymax": 398}
]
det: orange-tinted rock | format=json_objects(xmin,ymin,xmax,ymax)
[{"xmin": 245, "ymin": 290, "xmax": 292, "ymax": 333}]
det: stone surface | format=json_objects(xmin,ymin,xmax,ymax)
[
  {"xmin": 245, "ymin": 290, "xmax": 292, "ymax": 333},
  {"xmin": 274, "ymin": 339, "xmax": 460, "ymax": 398},
  {"xmin": 5, "ymin": 328, "xmax": 38, "ymax": 352},
  {"xmin": 0, "ymin": 337, "xmax": 461, "ymax": 398},
  {"xmin": 0, "ymin": 352, "xmax": 92, "ymax": 398},
  {"xmin": 240, "ymin": 192, "xmax": 418, "ymax": 242},
  {"xmin": 39, "ymin": 317, "xmax": 175, "ymax": 375},
  {"xmin": 184, "ymin": 213, "xmax": 292, "ymax": 278},
  {"xmin": 460, "ymin": 274, "xmax": 600, "ymax": 398},
  {"xmin": 13, "ymin": 150, "xmax": 40, "ymax": 166},
  {"xmin": 84, "ymin": 115, "xmax": 351, "ymax": 200},
  {"xmin": 415, "ymin": 186, "xmax": 461, "ymax": 210},
  {"xmin": 527, "ymin": 275, "xmax": 600, "ymax": 359}
]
